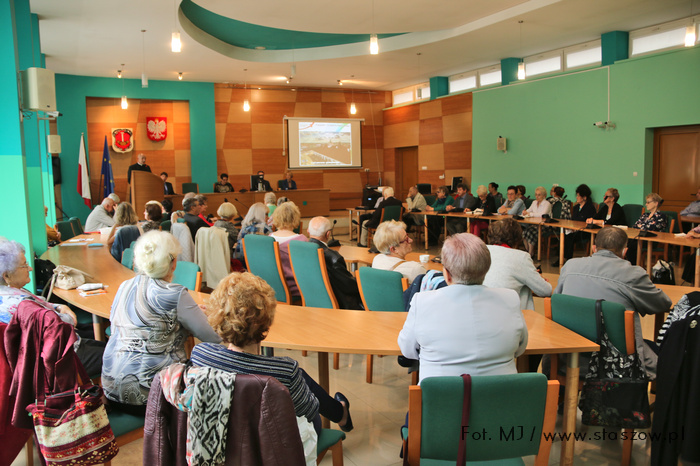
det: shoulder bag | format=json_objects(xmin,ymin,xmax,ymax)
[{"xmin": 578, "ymin": 299, "xmax": 651, "ymax": 429}]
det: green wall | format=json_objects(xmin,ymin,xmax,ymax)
[
  {"xmin": 472, "ymin": 46, "xmax": 700, "ymax": 204},
  {"xmin": 55, "ymin": 75, "xmax": 216, "ymax": 221}
]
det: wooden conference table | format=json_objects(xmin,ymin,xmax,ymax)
[{"xmin": 43, "ymin": 234, "xmax": 596, "ymax": 465}]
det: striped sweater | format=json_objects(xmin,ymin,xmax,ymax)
[{"xmin": 190, "ymin": 342, "xmax": 319, "ymax": 422}]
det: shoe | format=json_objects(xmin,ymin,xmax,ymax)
[
  {"xmin": 357, "ymin": 243, "xmax": 367, "ymax": 248},
  {"xmin": 334, "ymin": 392, "xmax": 354, "ymax": 432}
]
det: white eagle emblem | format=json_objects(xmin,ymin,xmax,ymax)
[{"xmin": 146, "ymin": 117, "xmax": 167, "ymax": 141}]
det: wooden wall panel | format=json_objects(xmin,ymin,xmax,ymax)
[
  {"xmin": 444, "ymin": 140, "xmax": 471, "ymax": 170},
  {"xmin": 419, "ymin": 118, "xmax": 443, "ymax": 145},
  {"xmin": 441, "ymin": 93, "xmax": 472, "ymax": 115},
  {"xmin": 383, "ymin": 104, "xmax": 420, "ymax": 126},
  {"xmin": 251, "ymin": 102, "xmax": 296, "ymax": 124},
  {"xmin": 384, "ymin": 121, "xmax": 419, "ymax": 148},
  {"xmin": 419, "ymin": 100, "xmax": 442, "ymax": 120},
  {"xmin": 222, "ymin": 123, "xmax": 252, "ymax": 149},
  {"xmin": 418, "ymin": 144, "xmax": 445, "ymax": 170}
]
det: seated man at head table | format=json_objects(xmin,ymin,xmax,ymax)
[
  {"xmin": 84, "ymin": 196, "xmax": 117, "ymax": 231},
  {"xmin": 213, "ymin": 172, "xmax": 234, "ymax": 193},
  {"xmin": 278, "ymin": 170, "xmax": 297, "ymax": 190},
  {"xmin": 253, "ymin": 170, "xmax": 273, "ymax": 192},
  {"xmin": 398, "ymin": 233, "xmax": 527, "ymax": 383},
  {"xmin": 554, "ymin": 226, "xmax": 672, "ymax": 379},
  {"xmin": 372, "ymin": 220, "xmax": 427, "ymax": 284},
  {"xmin": 307, "ymin": 216, "xmax": 363, "ymax": 310}
]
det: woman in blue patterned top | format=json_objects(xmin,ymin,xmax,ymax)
[
  {"xmin": 627, "ymin": 193, "xmax": 668, "ymax": 265},
  {"xmin": 191, "ymin": 272, "xmax": 353, "ymax": 435}
]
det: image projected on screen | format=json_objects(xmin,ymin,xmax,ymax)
[{"xmin": 298, "ymin": 121, "xmax": 352, "ymax": 166}]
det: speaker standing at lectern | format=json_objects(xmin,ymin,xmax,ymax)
[{"xmin": 127, "ymin": 153, "xmax": 152, "ymax": 184}]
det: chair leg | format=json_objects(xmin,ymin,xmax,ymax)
[
  {"xmin": 330, "ymin": 441, "xmax": 344, "ymax": 466},
  {"xmin": 366, "ymin": 354, "xmax": 373, "ymax": 384},
  {"xmin": 301, "ymin": 350, "xmax": 308, "ymax": 357},
  {"xmin": 411, "ymin": 371, "xmax": 419, "ymax": 385},
  {"xmin": 333, "ymin": 352, "xmax": 340, "ymax": 370},
  {"xmin": 26, "ymin": 436, "xmax": 34, "ymax": 466},
  {"xmin": 621, "ymin": 428, "xmax": 633, "ymax": 466}
]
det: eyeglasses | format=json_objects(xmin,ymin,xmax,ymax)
[
  {"xmin": 17, "ymin": 263, "xmax": 31, "ymax": 270},
  {"xmin": 169, "ymin": 254, "xmax": 175, "ymax": 262},
  {"xmin": 400, "ymin": 235, "xmax": 412, "ymax": 245},
  {"xmin": 603, "ymin": 195, "xmax": 610, "ymax": 200}
]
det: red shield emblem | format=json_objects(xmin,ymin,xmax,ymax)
[
  {"xmin": 147, "ymin": 117, "xmax": 167, "ymax": 141},
  {"xmin": 112, "ymin": 128, "xmax": 134, "ymax": 153}
]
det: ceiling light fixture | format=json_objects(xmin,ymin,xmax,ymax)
[
  {"xmin": 686, "ymin": 1, "xmax": 697, "ymax": 47},
  {"xmin": 120, "ymin": 65, "xmax": 127, "ymax": 109},
  {"xmin": 178, "ymin": 72, "xmax": 183, "ymax": 80},
  {"xmin": 117, "ymin": 68, "xmax": 122, "ymax": 78},
  {"xmin": 172, "ymin": 0, "xmax": 181, "ymax": 52},
  {"xmin": 243, "ymin": 68, "xmax": 250, "ymax": 112},
  {"xmin": 350, "ymin": 86, "xmax": 357, "ymax": 114},
  {"xmin": 141, "ymin": 29, "xmax": 148, "ymax": 88},
  {"xmin": 517, "ymin": 21, "xmax": 526, "ymax": 80},
  {"xmin": 369, "ymin": 0, "xmax": 379, "ymax": 54},
  {"xmin": 121, "ymin": 96, "xmax": 128, "ymax": 110}
]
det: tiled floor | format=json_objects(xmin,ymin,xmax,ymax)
[{"xmin": 12, "ymin": 228, "xmax": 661, "ymax": 466}]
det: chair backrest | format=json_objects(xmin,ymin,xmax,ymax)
[
  {"xmin": 622, "ymin": 204, "xmax": 643, "ymax": 228},
  {"xmin": 242, "ymin": 235, "xmax": 291, "ymax": 304},
  {"xmin": 172, "ymin": 260, "xmax": 202, "ymax": 292},
  {"xmin": 68, "ymin": 217, "xmax": 84, "ymax": 234},
  {"xmin": 416, "ymin": 183, "xmax": 431, "ymax": 195},
  {"xmin": 55, "ymin": 220, "xmax": 76, "ymax": 241},
  {"xmin": 289, "ymin": 241, "xmax": 338, "ymax": 309},
  {"xmin": 381, "ymin": 205, "xmax": 403, "ymax": 223},
  {"xmin": 423, "ymin": 194, "xmax": 437, "ymax": 206},
  {"xmin": 170, "ymin": 223, "xmax": 194, "ymax": 262},
  {"xmin": 522, "ymin": 197, "xmax": 534, "ymax": 209},
  {"xmin": 121, "ymin": 248, "xmax": 134, "ymax": 270},
  {"xmin": 194, "ymin": 226, "xmax": 231, "ymax": 289},
  {"xmin": 356, "ymin": 267, "xmax": 407, "ymax": 312},
  {"xmin": 161, "ymin": 220, "xmax": 171, "ymax": 232},
  {"xmin": 182, "ymin": 182, "xmax": 199, "ymax": 194},
  {"xmin": 660, "ymin": 210, "xmax": 679, "ymax": 233},
  {"xmin": 546, "ymin": 294, "xmax": 634, "ymax": 355},
  {"xmin": 407, "ymin": 373, "xmax": 558, "ymax": 465},
  {"xmin": 551, "ymin": 201, "xmax": 563, "ymax": 219}
]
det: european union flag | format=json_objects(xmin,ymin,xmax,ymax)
[{"xmin": 101, "ymin": 136, "xmax": 115, "ymax": 198}]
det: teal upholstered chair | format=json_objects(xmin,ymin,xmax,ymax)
[
  {"xmin": 160, "ymin": 220, "xmax": 171, "ymax": 232},
  {"xmin": 622, "ymin": 204, "xmax": 643, "ymax": 228},
  {"xmin": 367, "ymin": 204, "xmax": 404, "ymax": 246},
  {"xmin": 243, "ymin": 235, "xmax": 291, "ymax": 304},
  {"xmin": 356, "ymin": 267, "xmax": 408, "ymax": 383},
  {"xmin": 405, "ymin": 373, "xmax": 559, "ymax": 466},
  {"xmin": 182, "ymin": 182, "xmax": 199, "ymax": 194},
  {"xmin": 523, "ymin": 197, "xmax": 534, "ymax": 209},
  {"xmin": 545, "ymin": 294, "xmax": 636, "ymax": 465},
  {"xmin": 69, "ymin": 217, "xmax": 84, "ymax": 235},
  {"xmin": 55, "ymin": 220, "xmax": 76, "ymax": 241},
  {"xmin": 107, "ymin": 409, "xmax": 146, "ymax": 464},
  {"xmin": 172, "ymin": 260, "xmax": 203, "ymax": 292},
  {"xmin": 288, "ymin": 241, "xmax": 341, "ymax": 368},
  {"xmin": 423, "ymin": 194, "xmax": 437, "ymax": 206},
  {"xmin": 121, "ymin": 248, "xmax": 134, "ymax": 270},
  {"xmin": 316, "ymin": 428, "xmax": 346, "ymax": 465}
]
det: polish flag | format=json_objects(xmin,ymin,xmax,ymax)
[{"xmin": 77, "ymin": 134, "xmax": 92, "ymax": 208}]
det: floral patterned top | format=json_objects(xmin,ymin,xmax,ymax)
[
  {"xmin": 634, "ymin": 211, "xmax": 667, "ymax": 232},
  {"xmin": 0, "ymin": 285, "xmax": 71, "ymax": 325}
]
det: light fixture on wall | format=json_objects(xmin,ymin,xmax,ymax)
[
  {"xmin": 172, "ymin": 0, "xmax": 182, "ymax": 52},
  {"xmin": 337, "ymin": 79, "xmax": 343, "ymax": 85},
  {"xmin": 517, "ymin": 21, "xmax": 526, "ymax": 80},
  {"xmin": 243, "ymin": 68, "xmax": 250, "ymax": 112},
  {"xmin": 141, "ymin": 29, "xmax": 148, "ymax": 88},
  {"xmin": 178, "ymin": 72, "xmax": 183, "ymax": 80},
  {"xmin": 369, "ymin": 0, "xmax": 379, "ymax": 54}
]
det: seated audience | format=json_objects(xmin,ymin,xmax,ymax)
[
  {"xmin": 445, "ymin": 183, "xmax": 477, "ymax": 236},
  {"xmin": 521, "ymin": 186, "xmax": 552, "ymax": 257},
  {"xmin": 44, "ymin": 206, "xmax": 60, "ymax": 245},
  {"xmin": 482, "ymin": 218, "xmax": 552, "ymax": 310},
  {"xmin": 372, "ymin": 220, "xmax": 426, "ymax": 284},
  {"xmin": 469, "ymin": 185, "xmax": 497, "ymax": 238},
  {"xmin": 107, "ymin": 202, "xmax": 143, "ymax": 261},
  {"xmin": 424, "ymin": 186, "xmax": 454, "ymax": 246},
  {"xmin": 546, "ymin": 185, "xmax": 572, "ymax": 219},
  {"xmin": 279, "ymin": 171, "xmax": 297, "ymax": 190},
  {"xmin": 108, "ymin": 193, "xmax": 121, "ymax": 206},
  {"xmin": 0, "ymin": 240, "xmax": 105, "ymax": 375},
  {"xmin": 488, "ymin": 182, "xmax": 503, "ymax": 207},
  {"xmin": 233, "ymin": 202, "xmax": 272, "ymax": 261},
  {"xmin": 560, "ymin": 183, "xmax": 596, "ymax": 265},
  {"xmin": 269, "ymin": 202, "xmax": 307, "ymax": 299},
  {"xmin": 402, "ymin": 185, "xmax": 427, "ymax": 232},
  {"xmin": 497, "ymin": 185, "xmax": 525, "ymax": 216},
  {"xmin": 555, "ymin": 226, "xmax": 672, "ymax": 378},
  {"xmin": 214, "ymin": 202, "xmax": 239, "ymax": 258},
  {"xmin": 680, "ymin": 187, "xmax": 700, "ymax": 217},
  {"xmin": 588, "ymin": 187, "xmax": 626, "ymax": 226},
  {"xmin": 161, "ymin": 198, "xmax": 174, "ymax": 219},
  {"xmin": 627, "ymin": 193, "xmax": 667, "ymax": 265},
  {"xmin": 190, "ymin": 272, "xmax": 353, "ymax": 435},
  {"xmin": 213, "ymin": 173, "xmax": 234, "ymax": 193},
  {"xmin": 358, "ymin": 187, "xmax": 402, "ymax": 247},
  {"xmin": 84, "ymin": 197, "xmax": 116, "ymax": 231},
  {"xmin": 102, "ymin": 231, "xmax": 221, "ymax": 415},
  {"xmin": 142, "ymin": 202, "xmax": 163, "ymax": 232},
  {"xmin": 398, "ymin": 233, "xmax": 528, "ymax": 382},
  {"xmin": 308, "ymin": 217, "xmax": 362, "ymax": 310},
  {"xmin": 195, "ymin": 194, "xmax": 213, "ymax": 226},
  {"xmin": 178, "ymin": 197, "xmax": 208, "ymax": 241},
  {"xmin": 265, "ymin": 192, "xmax": 277, "ymax": 217}
]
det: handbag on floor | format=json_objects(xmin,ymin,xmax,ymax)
[
  {"xmin": 578, "ymin": 299, "xmax": 651, "ymax": 429},
  {"xmin": 26, "ymin": 360, "xmax": 118, "ymax": 465}
]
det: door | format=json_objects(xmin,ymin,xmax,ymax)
[
  {"xmin": 395, "ymin": 146, "xmax": 418, "ymax": 200},
  {"xmin": 652, "ymin": 125, "xmax": 700, "ymax": 214}
]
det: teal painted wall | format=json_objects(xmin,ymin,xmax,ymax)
[
  {"xmin": 472, "ymin": 46, "xmax": 700, "ymax": 204},
  {"xmin": 55, "ymin": 75, "xmax": 216, "ymax": 221}
]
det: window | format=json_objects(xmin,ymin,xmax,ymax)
[
  {"xmin": 478, "ymin": 66, "xmax": 501, "ymax": 87},
  {"xmin": 565, "ymin": 41, "xmax": 602, "ymax": 69},
  {"xmin": 631, "ymin": 18, "xmax": 691, "ymax": 56},
  {"xmin": 416, "ymin": 83, "xmax": 430, "ymax": 100},
  {"xmin": 392, "ymin": 82, "xmax": 430, "ymax": 106},
  {"xmin": 449, "ymin": 73, "xmax": 477, "ymax": 93},
  {"xmin": 392, "ymin": 89, "xmax": 414, "ymax": 106},
  {"xmin": 524, "ymin": 52, "xmax": 562, "ymax": 77}
]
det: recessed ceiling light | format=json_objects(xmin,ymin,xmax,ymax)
[{"xmin": 255, "ymin": 46, "xmax": 266, "ymax": 50}]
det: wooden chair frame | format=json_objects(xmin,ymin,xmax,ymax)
[
  {"xmin": 406, "ymin": 379, "xmax": 559, "ymax": 466},
  {"xmin": 544, "ymin": 297, "xmax": 637, "ymax": 466},
  {"xmin": 316, "ymin": 437, "xmax": 344, "ymax": 466}
]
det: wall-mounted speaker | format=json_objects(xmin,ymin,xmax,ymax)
[
  {"xmin": 20, "ymin": 67, "xmax": 57, "ymax": 112},
  {"xmin": 47, "ymin": 135, "xmax": 61, "ymax": 154},
  {"xmin": 496, "ymin": 136, "xmax": 507, "ymax": 152}
]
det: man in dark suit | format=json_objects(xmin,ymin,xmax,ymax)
[
  {"xmin": 358, "ymin": 187, "xmax": 402, "ymax": 247},
  {"xmin": 160, "ymin": 172, "xmax": 175, "ymax": 195},
  {"xmin": 253, "ymin": 170, "xmax": 273, "ymax": 192},
  {"xmin": 181, "ymin": 197, "xmax": 208, "ymax": 240},
  {"xmin": 127, "ymin": 153, "xmax": 152, "ymax": 184},
  {"xmin": 445, "ymin": 182, "xmax": 477, "ymax": 235},
  {"xmin": 308, "ymin": 216, "xmax": 363, "ymax": 310},
  {"xmin": 278, "ymin": 171, "xmax": 297, "ymax": 190}
]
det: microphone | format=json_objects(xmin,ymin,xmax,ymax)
[
  {"xmin": 327, "ymin": 219, "xmax": 341, "ymax": 247},
  {"xmin": 234, "ymin": 198, "xmax": 249, "ymax": 210}
]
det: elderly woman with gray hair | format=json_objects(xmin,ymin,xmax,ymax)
[
  {"xmin": 0, "ymin": 240, "xmax": 106, "ymax": 375},
  {"xmin": 101, "ymin": 231, "xmax": 221, "ymax": 415},
  {"xmin": 233, "ymin": 202, "xmax": 272, "ymax": 261},
  {"xmin": 371, "ymin": 220, "xmax": 426, "ymax": 283},
  {"xmin": 398, "ymin": 233, "xmax": 527, "ymax": 383}
]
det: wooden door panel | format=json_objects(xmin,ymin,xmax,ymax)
[{"xmin": 653, "ymin": 126, "xmax": 700, "ymax": 213}]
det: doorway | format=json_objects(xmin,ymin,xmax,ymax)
[
  {"xmin": 652, "ymin": 125, "xmax": 700, "ymax": 213},
  {"xmin": 395, "ymin": 146, "xmax": 418, "ymax": 200}
]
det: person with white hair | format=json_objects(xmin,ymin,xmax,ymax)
[
  {"xmin": 269, "ymin": 202, "xmax": 307, "ymax": 299},
  {"xmin": 101, "ymin": 231, "xmax": 220, "ymax": 415},
  {"xmin": 372, "ymin": 220, "xmax": 426, "ymax": 284},
  {"xmin": 358, "ymin": 187, "xmax": 402, "ymax": 247},
  {"xmin": 214, "ymin": 202, "xmax": 239, "ymax": 257},
  {"xmin": 84, "ymin": 196, "xmax": 116, "ymax": 231},
  {"xmin": 0, "ymin": 240, "xmax": 106, "ymax": 375},
  {"xmin": 308, "ymin": 216, "xmax": 362, "ymax": 309},
  {"xmin": 127, "ymin": 153, "xmax": 151, "ymax": 184},
  {"xmin": 108, "ymin": 193, "xmax": 120, "ymax": 205},
  {"xmin": 233, "ymin": 202, "xmax": 272, "ymax": 261},
  {"xmin": 398, "ymin": 233, "xmax": 527, "ymax": 383}
]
